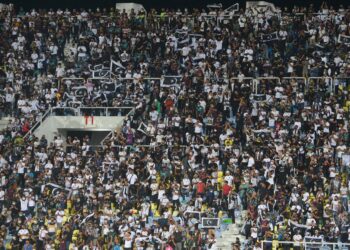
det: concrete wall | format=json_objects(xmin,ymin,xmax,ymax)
[{"xmin": 34, "ymin": 116, "xmax": 125, "ymax": 143}]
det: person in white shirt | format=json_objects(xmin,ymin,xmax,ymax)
[
  {"xmin": 123, "ymin": 232, "xmax": 133, "ymax": 250},
  {"xmin": 55, "ymin": 209, "xmax": 65, "ymax": 227},
  {"xmin": 18, "ymin": 226, "xmax": 30, "ymax": 242},
  {"xmin": 38, "ymin": 226, "xmax": 48, "ymax": 248},
  {"xmin": 0, "ymin": 187, "xmax": 4, "ymax": 211},
  {"xmin": 49, "ymin": 42, "xmax": 58, "ymax": 56},
  {"xmin": 149, "ymin": 109, "xmax": 159, "ymax": 124},
  {"xmin": 224, "ymin": 171, "xmax": 234, "ymax": 186},
  {"xmin": 127, "ymin": 169, "xmax": 138, "ymax": 196},
  {"xmin": 194, "ymin": 121, "xmax": 203, "ymax": 135},
  {"xmin": 20, "ymin": 196, "xmax": 28, "ymax": 214},
  {"xmin": 55, "ymin": 63, "xmax": 65, "ymax": 78},
  {"xmin": 28, "ymin": 195, "xmax": 36, "ymax": 216}
]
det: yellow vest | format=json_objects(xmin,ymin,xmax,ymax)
[
  {"xmin": 218, "ymin": 171, "xmax": 224, "ymax": 186},
  {"xmin": 272, "ymin": 240, "xmax": 279, "ymax": 250}
]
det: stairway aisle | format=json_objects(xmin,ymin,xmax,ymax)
[
  {"xmin": 214, "ymin": 211, "xmax": 247, "ymax": 250},
  {"xmin": 0, "ymin": 116, "xmax": 12, "ymax": 131}
]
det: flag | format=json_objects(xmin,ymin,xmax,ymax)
[
  {"xmin": 261, "ymin": 32, "xmax": 279, "ymax": 42},
  {"xmin": 338, "ymin": 34, "xmax": 350, "ymax": 45},
  {"xmin": 222, "ymin": 3, "xmax": 239, "ymax": 14},
  {"xmin": 161, "ymin": 76, "xmax": 181, "ymax": 88},
  {"xmin": 73, "ymin": 86, "xmax": 88, "ymax": 97},
  {"xmin": 137, "ymin": 122, "xmax": 148, "ymax": 135},
  {"xmin": 175, "ymin": 29, "xmax": 190, "ymax": 48}
]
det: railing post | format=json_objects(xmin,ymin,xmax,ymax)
[
  {"xmin": 330, "ymin": 77, "xmax": 333, "ymax": 93},
  {"xmin": 254, "ymin": 79, "xmax": 258, "ymax": 94}
]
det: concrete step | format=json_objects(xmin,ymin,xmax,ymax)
[
  {"xmin": 216, "ymin": 210, "xmax": 247, "ymax": 250},
  {"xmin": 0, "ymin": 117, "xmax": 13, "ymax": 131}
]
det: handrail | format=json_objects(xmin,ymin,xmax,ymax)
[
  {"xmin": 308, "ymin": 76, "xmax": 333, "ymax": 93},
  {"xmin": 23, "ymin": 108, "xmax": 52, "ymax": 139},
  {"xmin": 260, "ymin": 240, "xmax": 350, "ymax": 249},
  {"xmin": 256, "ymin": 77, "xmax": 281, "ymax": 94},
  {"xmin": 100, "ymin": 107, "xmax": 135, "ymax": 145},
  {"xmin": 100, "ymin": 131, "xmax": 113, "ymax": 146},
  {"xmin": 89, "ymin": 143, "xmax": 241, "ymax": 149},
  {"xmin": 282, "ymin": 77, "xmax": 307, "ymax": 82},
  {"xmin": 88, "ymin": 77, "xmax": 113, "ymax": 81},
  {"xmin": 282, "ymin": 77, "xmax": 307, "ymax": 93},
  {"xmin": 229, "ymin": 77, "xmax": 256, "ymax": 93},
  {"xmin": 49, "ymin": 73, "xmax": 350, "ymax": 94},
  {"xmin": 51, "ymin": 107, "xmax": 134, "ymax": 116},
  {"xmin": 333, "ymin": 77, "xmax": 350, "ymax": 93}
]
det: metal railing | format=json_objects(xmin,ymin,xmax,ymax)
[
  {"xmin": 68, "ymin": 143, "xmax": 241, "ymax": 156},
  {"xmin": 260, "ymin": 240, "xmax": 350, "ymax": 250},
  {"xmin": 23, "ymin": 108, "xmax": 52, "ymax": 139},
  {"xmin": 256, "ymin": 77, "xmax": 281, "ymax": 94},
  {"xmin": 230, "ymin": 77, "xmax": 255, "ymax": 93},
  {"xmin": 308, "ymin": 76, "xmax": 333, "ymax": 93},
  {"xmin": 334, "ymin": 77, "xmax": 350, "ymax": 94},
  {"xmin": 282, "ymin": 77, "xmax": 307, "ymax": 93},
  {"xmin": 49, "ymin": 106, "xmax": 134, "ymax": 116}
]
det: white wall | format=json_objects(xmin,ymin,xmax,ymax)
[{"xmin": 34, "ymin": 116, "xmax": 125, "ymax": 143}]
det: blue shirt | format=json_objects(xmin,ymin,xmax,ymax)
[{"xmin": 23, "ymin": 244, "xmax": 33, "ymax": 250}]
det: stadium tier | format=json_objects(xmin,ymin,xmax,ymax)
[{"xmin": 0, "ymin": 1, "xmax": 350, "ymax": 250}]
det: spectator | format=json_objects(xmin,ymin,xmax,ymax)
[{"xmin": 0, "ymin": 2, "xmax": 349, "ymax": 250}]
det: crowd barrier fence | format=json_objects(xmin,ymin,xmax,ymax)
[
  {"xmin": 282, "ymin": 77, "xmax": 307, "ymax": 92},
  {"xmin": 261, "ymin": 240, "xmax": 350, "ymax": 250},
  {"xmin": 308, "ymin": 76, "xmax": 333, "ymax": 93}
]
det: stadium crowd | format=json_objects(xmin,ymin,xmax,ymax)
[{"xmin": 0, "ymin": 1, "xmax": 350, "ymax": 250}]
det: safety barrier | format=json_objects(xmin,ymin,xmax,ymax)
[
  {"xmin": 230, "ymin": 77, "xmax": 255, "ymax": 93},
  {"xmin": 49, "ymin": 107, "xmax": 134, "ymax": 117},
  {"xmin": 23, "ymin": 108, "xmax": 52, "ymax": 139},
  {"xmin": 256, "ymin": 77, "xmax": 281, "ymax": 94},
  {"xmin": 334, "ymin": 77, "xmax": 350, "ymax": 94},
  {"xmin": 53, "ymin": 74, "xmax": 349, "ymax": 95},
  {"xmin": 59, "ymin": 77, "xmax": 162, "ymax": 98},
  {"xmin": 88, "ymin": 143, "xmax": 240, "ymax": 149},
  {"xmin": 67, "ymin": 143, "xmax": 242, "ymax": 158},
  {"xmin": 261, "ymin": 240, "xmax": 350, "ymax": 250},
  {"xmin": 308, "ymin": 77, "xmax": 333, "ymax": 93},
  {"xmin": 282, "ymin": 77, "xmax": 307, "ymax": 93}
]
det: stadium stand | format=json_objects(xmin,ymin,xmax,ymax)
[{"xmin": 0, "ymin": 1, "xmax": 350, "ymax": 250}]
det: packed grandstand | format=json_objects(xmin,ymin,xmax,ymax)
[{"xmin": 0, "ymin": 1, "xmax": 350, "ymax": 250}]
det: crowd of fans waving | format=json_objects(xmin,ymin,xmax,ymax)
[{"xmin": 0, "ymin": 2, "xmax": 350, "ymax": 250}]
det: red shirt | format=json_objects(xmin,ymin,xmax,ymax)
[
  {"xmin": 164, "ymin": 99, "xmax": 174, "ymax": 110},
  {"xmin": 222, "ymin": 184, "xmax": 232, "ymax": 196},
  {"xmin": 22, "ymin": 122, "xmax": 30, "ymax": 133},
  {"xmin": 197, "ymin": 182, "xmax": 205, "ymax": 194}
]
